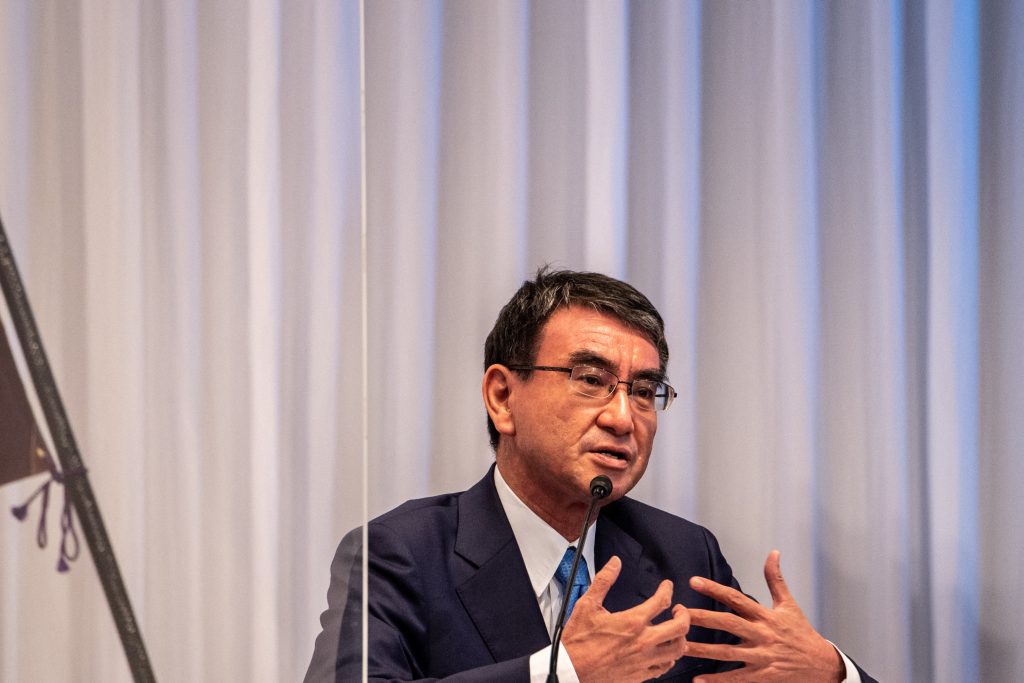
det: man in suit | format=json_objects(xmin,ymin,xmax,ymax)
[{"xmin": 307, "ymin": 269, "xmax": 874, "ymax": 682}]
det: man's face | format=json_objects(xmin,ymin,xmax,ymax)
[{"xmin": 502, "ymin": 306, "xmax": 661, "ymax": 508}]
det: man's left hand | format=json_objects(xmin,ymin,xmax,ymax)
[{"xmin": 685, "ymin": 550, "xmax": 846, "ymax": 682}]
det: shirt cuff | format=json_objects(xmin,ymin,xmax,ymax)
[
  {"xmin": 830, "ymin": 641, "xmax": 862, "ymax": 683},
  {"xmin": 529, "ymin": 643, "xmax": 579, "ymax": 683}
]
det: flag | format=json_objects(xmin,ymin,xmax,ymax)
[
  {"xmin": 0, "ymin": 316, "xmax": 50, "ymax": 487},
  {"xmin": 1, "ymin": 216, "xmax": 154, "ymax": 676}
]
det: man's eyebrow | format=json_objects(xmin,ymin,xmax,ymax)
[
  {"xmin": 632, "ymin": 368, "xmax": 667, "ymax": 383},
  {"xmin": 568, "ymin": 350, "xmax": 614, "ymax": 370},
  {"xmin": 567, "ymin": 350, "xmax": 666, "ymax": 382}
]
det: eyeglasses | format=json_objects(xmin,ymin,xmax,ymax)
[{"xmin": 507, "ymin": 364, "xmax": 677, "ymax": 411}]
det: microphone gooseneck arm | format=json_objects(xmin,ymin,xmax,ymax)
[{"xmin": 546, "ymin": 475, "xmax": 613, "ymax": 683}]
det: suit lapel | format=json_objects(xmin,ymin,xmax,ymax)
[
  {"xmin": 453, "ymin": 468, "xmax": 551, "ymax": 662},
  {"xmin": 595, "ymin": 510, "xmax": 659, "ymax": 614}
]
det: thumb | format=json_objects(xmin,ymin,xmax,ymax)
[
  {"xmin": 580, "ymin": 555, "xmax": 622, "ymax": 607},
  {"xmin": 764, "ymin": 549, "xmax": 793, "ymax": 607}
]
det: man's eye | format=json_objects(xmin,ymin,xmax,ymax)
[
  {"xmin": 578, "ymin": 373, "xmax": 605, "ymax": 386},
  {"xmin": 630, "ymin": 385, "xmax": 663, "ymax": 401},
  {"xmin": 633, "ymin": 384, "xmax": 655, "ymax": 400}
]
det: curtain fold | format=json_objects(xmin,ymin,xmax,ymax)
[{"xmin": 1, "ymin": 2, "xmax": 1021, "ymax": 682}]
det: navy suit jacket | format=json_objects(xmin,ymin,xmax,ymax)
[{"xmin": 306, "ymin": 467, "xmax": 875, "ymax": 682}]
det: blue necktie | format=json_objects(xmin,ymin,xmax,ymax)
[{"xmin": 554, "ymin": 546, "xmax": 590, "ymax": 621}]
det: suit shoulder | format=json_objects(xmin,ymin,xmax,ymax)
[
  {"xmin": 370, "ymin": 490, "xmax": 462, "ymax": 535},
  {"xmin": 603, "ymin": 497, "xmax": 728, "ymax": 556},
  {"xmin": 605, "ymin": 496, "xmax": 706, "ymax": 533},
  {"xmin": 602, "ymin": 497, "xmax": 738, "ymax": 587}
]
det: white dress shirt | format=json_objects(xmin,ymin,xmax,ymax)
[{"xmin": 493, "ymin": 467, "xmax": 589, "ymax": 682}]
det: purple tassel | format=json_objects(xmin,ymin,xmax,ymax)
[{"xmin": 10, "ymin": 460, "xmax": 81, "ymax": 573}]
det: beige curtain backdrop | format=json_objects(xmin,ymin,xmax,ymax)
[{"xmin": 2, "ymin": 1, "xmax": 1022, "ymax": 682}]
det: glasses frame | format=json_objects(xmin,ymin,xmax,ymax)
[{"xmin": 506, "ymin": 364, "xmax": 677, "ymax": 411}]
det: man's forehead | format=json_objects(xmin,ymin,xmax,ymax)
[{"xmin": 536, "ymin": 307, "xmax": 660, "ymax": 367}]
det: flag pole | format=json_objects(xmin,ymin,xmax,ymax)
[{"xmin": 0, "ymin": 215, "xmax": 156, "ymax": 682}]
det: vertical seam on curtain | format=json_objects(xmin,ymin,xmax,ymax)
[{"xmin": 359, "ymin": 0, "xmax": 369, "ymax": 680}]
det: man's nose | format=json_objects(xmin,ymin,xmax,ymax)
[{"xmin": 596, "ymin": 385, "xmax": 635, "ymax": 434}]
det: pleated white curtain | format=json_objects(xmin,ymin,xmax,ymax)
[
  {"xmin": 1, "ymin": 1, "xmax": 365, "ymax": 681},
  {"xmin": 1, "ymin": 2, "xmax": 1021, "ymax": 682}
]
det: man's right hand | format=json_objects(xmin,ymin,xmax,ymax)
[{"xmin": 561, "ymin": 555, "xmax": 690, "ymax": 682}]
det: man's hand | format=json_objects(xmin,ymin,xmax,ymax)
[
  {"xmin": 685, "ymin": 550, "xmax": 846, "ymax": 682},
  {"xmin": 561, "ymin": 555, "xmax": 690, "ymax": 682}
]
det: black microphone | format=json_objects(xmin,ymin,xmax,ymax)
[{"xmin": 547, "ymin": 475, "xmax": 613, "ymax": 683}]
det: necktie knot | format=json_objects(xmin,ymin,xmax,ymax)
[{"xmin": 554, "ymin": 546, "xmax": 590, "ymax": 621}]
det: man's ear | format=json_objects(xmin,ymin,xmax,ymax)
[{"xmin": 482, "ymin": 364, "xmax": 516, "ymax": 439}]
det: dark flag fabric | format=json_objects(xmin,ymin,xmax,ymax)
[
  {"xmin": 0, "ymin": 316, "xmax": 50, "ymax": 487},
  {"xmin": 2, "ymin": 296, "xmax": 77, "ymax": 572}
]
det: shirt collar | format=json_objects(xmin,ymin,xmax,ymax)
[{"xmin": 493, "ymin": 466, "xmax": 597, "ymax": 599}]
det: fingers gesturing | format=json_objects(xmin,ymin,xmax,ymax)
[{"xmin": 561, "ymin": 556, "xmax": 690, "ymax": 682}]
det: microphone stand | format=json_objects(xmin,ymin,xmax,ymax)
[{"xmin": 547, "ymin": 475, "xmax": 612, "ymax": 683}]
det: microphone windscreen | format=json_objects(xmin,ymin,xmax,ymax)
[{"xmin": 590, "ymin": 475, "xmax": 612, "ymax": 499}]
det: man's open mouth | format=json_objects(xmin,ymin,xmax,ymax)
[{"xmin": 595, "ymin": 449, "xmax": 628, "ymax": 461}]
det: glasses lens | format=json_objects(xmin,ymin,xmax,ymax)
[
  {"xmin": 568, "ymin": 366, "xmax": 674, "ymax": 411},
  {"xmin": 568, "ymin": 366, "xmax": 615, "ymax": 398},
  {"xmin": 628, "ymin": 380, "xmax": 658, "ymax": 410},
  {"xmin": 655, "ymin": 384, "xmax": 676, "ymax": 411}
]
